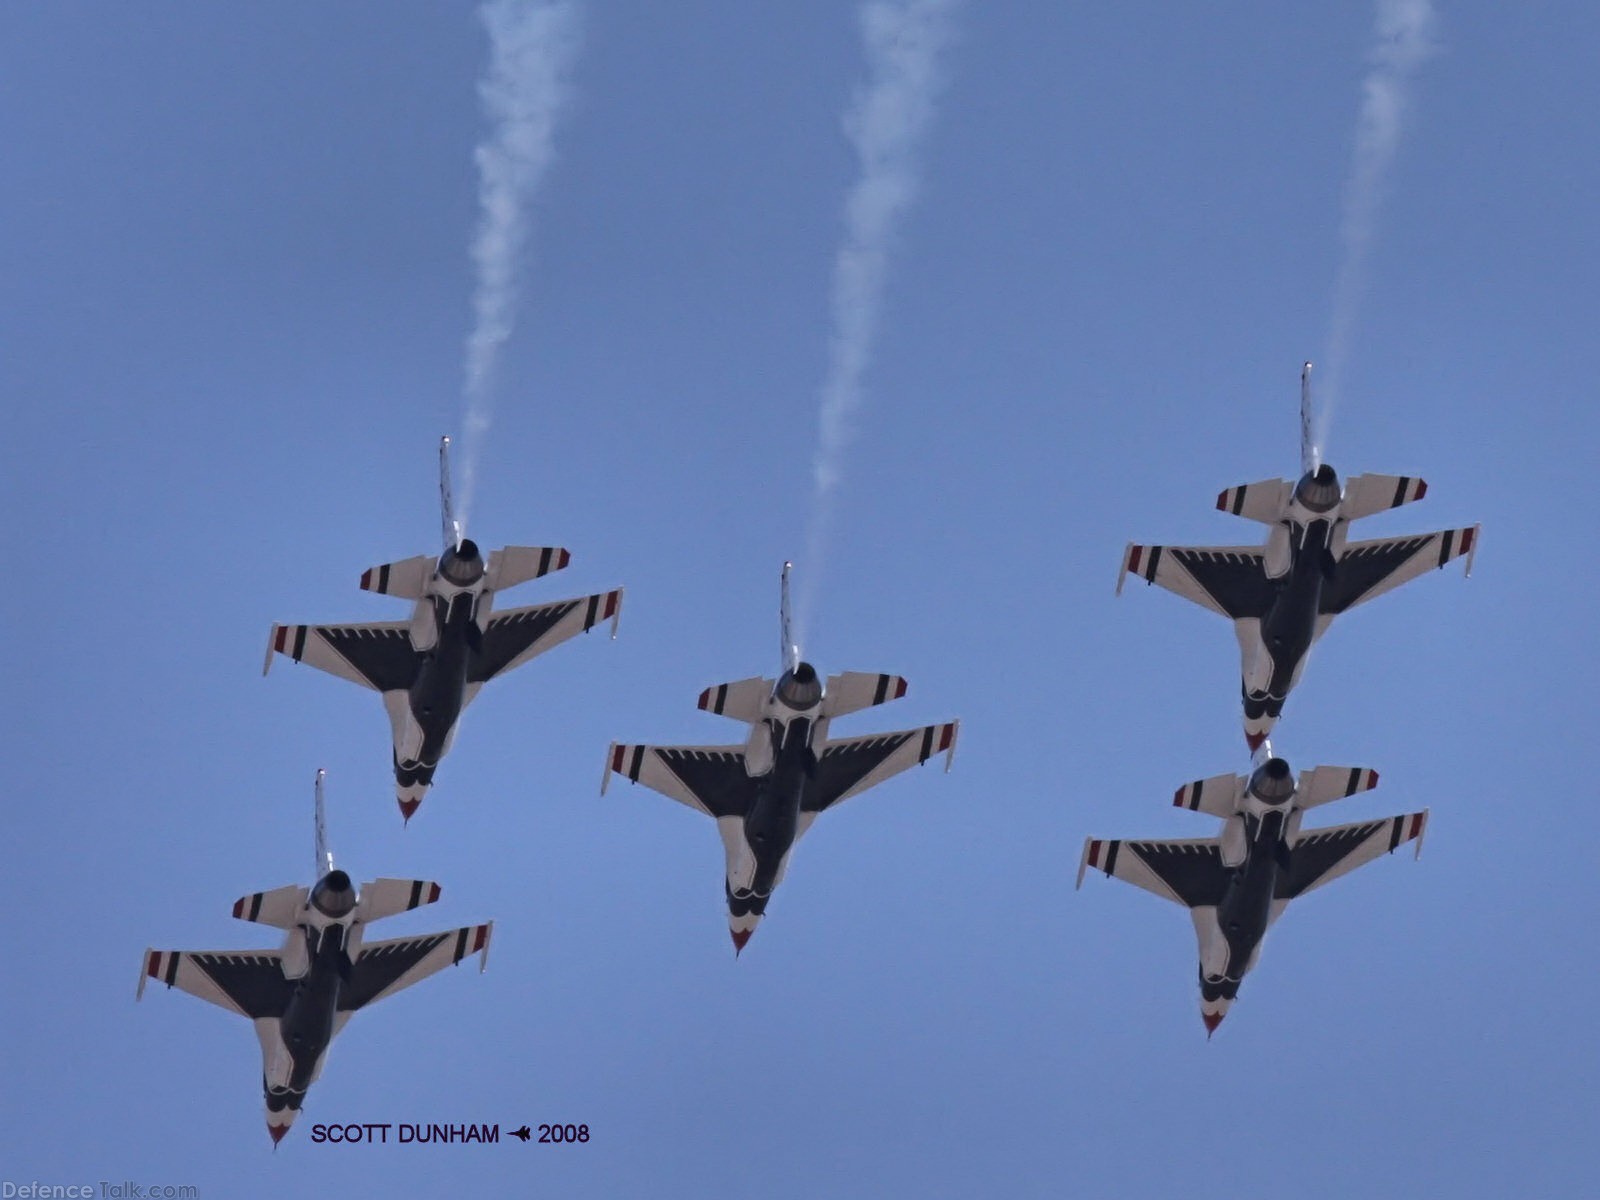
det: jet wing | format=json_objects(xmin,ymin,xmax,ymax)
[
  {"xmin": 138, "ymin": 948, "xmax": 291, "ymax": 1019},
  {"xmin": 338, "ymin": 923, "xmax": 493, "ymax": 1012},
  {"xmin": 1118, "ymin": 543, "xmax": 1274, "ymax": 620},
  {"xmin": 1278, "ymin": 812, "xmax": 1427, "ymax": 900},
  {"xmin": 803, "ymin": 722, "xmax": 958, "ymax": 813},
  {"xmin": 468, "ymin": 589, "xmax": 622, "ymax": 684},
  {"xmin": 603, "ymin": 743, "xmax": 758, "ymax": 819},
  {"xmin": 1076, "ymin": 837, "xmax": 1228, "ymax": 909},
  {"xmin": 1321, "ymin": 526, "xmax": 1479, "ymax": 615},
  {"xmin": 264, "ymin": 621, "xmax": 416, "ymax": 692}
]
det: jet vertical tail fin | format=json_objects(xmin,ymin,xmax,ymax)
[
  {"xmin": 440, "ymin": 435, "xmax": 462, "ymax": 552},
  {"xmin": 1301, "ymin": 361, "xmax": 1318, "ymax": 474},
  {"xmin": 780, "ymin": 560, "xmax": 799, "ymax": 674},
  {"xmin": 313, "ymin": 769, "xmax": 332, "ymax": 879}
]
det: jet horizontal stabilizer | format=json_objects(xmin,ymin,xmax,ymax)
[
  {"xmin": 485, "ymin": 545, "xmax": 572, "ymax": 592},
  {"xmin": 822, "ymin": 672, "xmax": 908, "ymax": 719},
  {"xmin": 359, "ymin": 555, "xmax": 435, "ymax": 600}
]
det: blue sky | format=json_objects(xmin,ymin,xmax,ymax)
[{"xmin": 4, "ymin": 2, "xmax": 1597, "ymax": 1196}]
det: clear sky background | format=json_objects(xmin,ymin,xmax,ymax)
[{"xmin": 4, "ymin": 2, "xmax": 1597, "ymax": 1196}]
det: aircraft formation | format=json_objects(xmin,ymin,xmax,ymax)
[
  {"xmin": 140, "ymin": 367, "xmax": 1479, "ymax": 1139},
  {"xmin": 1085, "ymin": 363, "xmax": 1478, "ymax": 1033}
]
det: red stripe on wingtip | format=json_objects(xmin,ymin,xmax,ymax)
[
  {"xmin": 473, "ymin": 925, "xmax": 488, "ymax": 952},
  {"xmin": 1173, "ymin": 787, "xmax": 1186, "ymax": 807},
  {"xmin": 360, "ymin": 568, "xmax": 372, "ymax": 590},
  {"xmin": 1128, "ymin": 545, "xmax": 1143, "ymax": 574},
  {"xmin": 557, "ymin": 549, "xmax": 571, "ymax": 569},
  {"xmin": 894, "ymin": 678, "xmax": 907, "ymax": 699},
  {"xmin": 603, "ymin": 590, "xmax": 619, "ymax": 619},
  {"xmin": 697, "ymin": 689, "xmax": 711, "ymax": 710},
  {"xmin": 611, "ymin": 745, "xmax": 625, "ymax": 772},
  {"xmin": 147, "ymin": 952, "xmax": 161, "ymax": 978},
  {"xmin": 232, "ymin": 898, "xmax": 244, "ymax": 918},
  {"xmin": 1415, "ymin": 480, "xmax": 1428, "ymax": 500},
  {"xmin": 937, "ymin": 724, "xmax": 954, "ymax": 751},
  {"xmin": 1088, "ymin": 840, "xmax": 1102, "ymax": 868},
  {"xmin": 1460, "ymin": 526, "xmax": 1474, "ymax": 554},
  {"xmin": 1216, "ymin": 490, "xmax": 1229, "ymax": 511},
  {"xmin": 273, "ymin": 626, "xmax": 287, "ymax": 651},
  {"xmin": 1368, "ymin": 770, "xmax": 1379, "ymax": 790},
  {"xmin": 1410, "ymin": 813, "xmax": 1424, "ymax": 839},
  {"xmin": 428, "ymin": 883, "xmax": 441, "ymax": 904}
]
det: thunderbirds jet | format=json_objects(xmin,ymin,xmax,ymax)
[
  {"xmin": 265, "ymin": 437, "xmax": 623, "ymax": 821},
  {"xmin": 1117, "ymin": 363, "xmax": 1480, "ymax": 749},
  {"xmin": 602, "ymin": 563, "xmax": 959, "ymax": 954},
  {"xmin": 1077, "ymin": 749, "xmax": 1427, "ymax": 1034},
  {"xmin": 138, "ymin": 771, "xmax": 492, "ymax": 1144}
]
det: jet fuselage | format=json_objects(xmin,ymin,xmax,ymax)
[
  {"xmin": 1248, "ymin": 519, "xmax": 1330, "ymax": 712},
  {"xmin": 1206, "ymin": 810, "xmax": 1287, "ymax": 988},
  {"xmin": 725, "ymin": 663, "xmax": 824, "ymax": 931},
  {"xmin": 266, "ymin": 870, "xmax": 358, "ymax": 1121},
  {"xmin": 741, "ymin": 714, "xmax": 814, "ymax": 895},
  {"xmin": 392, "ymin": 542, "xmax": 489, "ymax": 811}
]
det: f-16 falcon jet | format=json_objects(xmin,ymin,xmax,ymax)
[
  {"xmin": 137, "ymin": 771, "xmax": 492, "ymax": 1144},
  {"xmin": 1117, "ymin": 363, "xmax": 1480, "ymax": 749},
  {"xmin": 265, "ymin": 437, "xmax": 623, "ymax": 821},
  {"xmin": 602, "ymin": 563, "xmax": 958, "ymax": 954},
  {"xmin": 1077, "ymin": 749, "xmax": 1427, "ymax": 1034}
]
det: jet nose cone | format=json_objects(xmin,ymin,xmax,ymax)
[
  {"xmin": 730, "ymin": 928, "xmax": 753, "ymax": 956},
  {"xmin": 1202, "ymin": 1011, "xmax": 1225, "ymax": 1037},
  {"xmin": 267, "ymin": 1120, "xmax": 291, "ymax": 1145},
  {"xmin": 397, "ymin": 797, "xmax": 421, "ymax": 824},
  {"xmin": 1245, "ymin": 731, "xmax": 1268, "ymax": 752}
]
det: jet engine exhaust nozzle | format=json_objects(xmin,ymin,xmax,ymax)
[
  {"xmin": 310, "ymin": 870, "xmax": 357, "ymax": 918},
  {"xmin": 1293, "ymin": 464, "xmax": 1341, "ymax": 514},
  {"xmin": 439, "ymin": 538, "xmax": 485, "ymax": 587},
  {"xmin": 1247, "ymin": 758, "xmax": 1295, "ymax": 805},
  {"xmin": 776, "ymin": 662, "xmax": 823, "ymax": 711}
]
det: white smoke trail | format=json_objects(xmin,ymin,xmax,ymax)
[
  {"xmin": 457, "ymin": 0, "xmax": 581, "ymax": 534},
  {"xmin": 1317, "ymin": 0, "xmax": 1436, "ymax": 455},
  {"xmin": 798, "ymin": 0, "xmax": 960, "ymax": 641}
]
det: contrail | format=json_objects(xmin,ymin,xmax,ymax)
[
  {"xmin": 798, "ymin": 0, "xmax": 960, "ymax": 642},
  {"xmin": 1317, "ymin": 0, "xmax": 1436, "ymax": 457},
  {"xmin": 457, "ymin": 0, "xmax": 581, "ymax": 534}
]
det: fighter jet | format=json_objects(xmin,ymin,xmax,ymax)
[
  {"xmin": 265, "ymin": 437, "xmax": 623, "ymax": 821},
  {"xmin": 1117, "ymin": 363, "xmax": 1480, "ymax": 749},
  {"xmin": 1077, "ymin": 748, "xmax": 1427, "ymax": 1034},
  {"xmin": 602, "ymin": 563, "xmax": 958, "ymax": 954},
  {"xmin": 137, "ymin": 771, "xmax": 492, "ymax": 1144}
]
